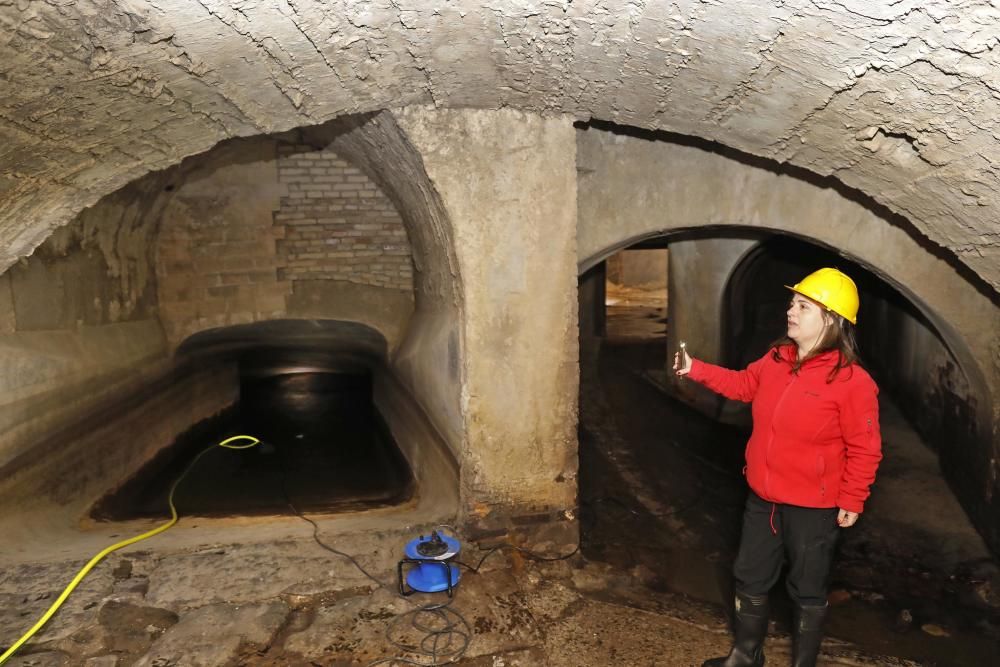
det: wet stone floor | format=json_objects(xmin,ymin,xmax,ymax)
[
  {"xmin": 584, "ymin": 286, "xmax": 1000, "ymax": 666},
  {"xmin": 0, "ymin": 531, "xmax": 925, "ymax": 667}
]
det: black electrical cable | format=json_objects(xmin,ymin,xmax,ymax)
[
  {"xmin": 290, "ymin": 507, "xmax": 390, "ymax": 589},
  {"xmin": 456, "ymin": 541, "xmax": 581, "ymax": 574},
  {"xmin": 266, "ymin": 428, "xmax": 583, "ymax": 666},
  {"xmin": 268, "ymin": 435, "xmax": 474, "ymax": 666},
  {"xmin": 366, "ymin": 600, "xmax": 472, "ymax": 667},
  {"xmin": 273, "ymin": 440, "xmax": 389, "ymax": 590},
  {"xmin": 370, "ymin": 539, "xmax": 581, "ymax": 666}
]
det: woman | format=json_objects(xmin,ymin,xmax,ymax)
[{"xmin": 674, "ymin": 267, "xmax": 882, "ymax": 667}]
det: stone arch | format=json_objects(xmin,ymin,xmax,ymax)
[
  {"xmin": 175, "ymin": 318, "xmax": 389, "ymax": 363},
  {"xmin": 144, "ymin": 110, "xmax": 467, "ymax": 452},
  {"xmin": 581, "ymin": 225, "xmax": 992, "ymax": 445},
  {"xmin": 2, "ymin": 106, "xmax": 582, "ymax": 545},
  {"xmin": 5, "ymin": 3, "xmax": 1000, "ymax": 292},
  {"xmin": 576, "ymin": 123, "xmax": 998, "ymax": 403},
  {"xmin": 722, "ymin": 236, "xmax": 989, "ymax": 444},
  {"xmin": 577, "ymin": 124, "xmax": 1000, "ymax": 551},
  {"xmin": 0, "ymin": 110, "xmax": 470, "ymax": 526}
]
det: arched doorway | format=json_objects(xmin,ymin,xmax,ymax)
[{"xmin": 578, "ymin": 228, "xmax": 1000, "ymax": 665}]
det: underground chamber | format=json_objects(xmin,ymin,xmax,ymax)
[{"xmin": 85, "ymin": 320, "xmax": 456, "ymax": 524}]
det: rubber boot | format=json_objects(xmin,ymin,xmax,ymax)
[
  {"xmin": 702, "ymin": 590, "xmax": 768, "ymax": 667},
  {"xmin": 791, "ymin": 603, "xmax": 828, "ymax": 667}
]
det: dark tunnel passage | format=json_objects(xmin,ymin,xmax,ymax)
[
  {"xmin": 90, "ymin": 356, "xmax": 413, "ymax": 521},
  {"xmin": 722, "ymin": 236, "xmax": 993, "ymax": 548},
  {"xmin": 577, "ymin": 233, "xmax": 1000, "ymax": 666},
  {"xmin": 723, "ymin": 235, "xmax": 982, "ymax": 424},
  {"xmin": 91, "ymin": 321, "xmax": 415, "ymax": 520}
]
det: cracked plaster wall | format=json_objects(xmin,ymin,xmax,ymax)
[{"xmin": 2, "ymin": 0, "xmax": 1000, "ymax": 295}]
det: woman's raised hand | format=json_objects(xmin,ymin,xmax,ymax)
[{"xmin": 673, "ymin": 346, "xmax": 693, "ymax": 376}]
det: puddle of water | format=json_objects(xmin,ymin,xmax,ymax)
[
  {"xmin": 825, "ymin": 598, "xmax": 999, "ymax": 667},
  {"xmin": 91, "ymin": 371, "xmax": 413, "ymax": 520}
]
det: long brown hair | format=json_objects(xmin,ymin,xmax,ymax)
[{"xmin": 770, "ymin": 310, "xmax": 859, "ymax": 382}]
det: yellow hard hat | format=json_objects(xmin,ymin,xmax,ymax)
[{"xmin": 786, "ymin": 267, "xmax": 859, "ymax": 324}]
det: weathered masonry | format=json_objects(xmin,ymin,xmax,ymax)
[{"xmin": 1, "ymin": 1, "xmax": 999, "ymax": 558}]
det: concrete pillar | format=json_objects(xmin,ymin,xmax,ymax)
[
  {"xmin": 396, "ymin": 108, "xmax": 579, "ymax": 532},
  {"xmin": 667, "ymin": 237, "xmax": 757, "ymax": 421},
  {"xmin": 610, "ymin": 249, "xmax": 668, "ymax": 289},
  {"xmin": 578, "ymin": 262, "xmax": 606, "ymax": 339}
]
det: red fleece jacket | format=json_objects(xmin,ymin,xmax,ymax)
[{"xmin": 689, "ymin": 345, "xmax": 882, "ymax": 513}]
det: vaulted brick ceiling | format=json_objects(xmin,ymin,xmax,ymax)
[{"xmin": 2, "ymin": 1, "xmax": 999, "ymax": 291}]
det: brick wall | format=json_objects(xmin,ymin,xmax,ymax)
[
  {"xmin": 155, "ymin": 140, "xmax": 415, "ymax": 347},
  {"xmin": 155, "ymin": 148, "xmax": 290, "ymax": 345},
  {"xmin": 274, "ymin": 143, "xmax": 414, "ymax": 291}
]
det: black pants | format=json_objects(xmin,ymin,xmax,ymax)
[{"xmin": 733, "ymin": 492, "xmax": 840, "ymax": 606}]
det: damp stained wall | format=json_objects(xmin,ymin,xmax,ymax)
[
  {"xmin": 394, "ymin": 108, "xmax": 580, "ymax": 524},
  {"xmin": 858, "ymin": 283, "xmax": 997, "ymax": 550},
  {"xmin": 0, "ymin": 108, "xmax": 582, "ymax": 541},
  {"xmin": 0, "ymin": 132, "xmax": 421, "ymax": 521},
  {"xmin": 0, "ymin": 177, "xmax": 238, "ymax": 524},
  {"xmin": 0, "ymin": 178, "xmax": 172, "ymax": 475},
  {"xmin": 576, "ymin": 127, "xmax": 998, "ymax": 423},
  {"xmin": 665, "ymin": 237, "xmax": 758, "ymax": 420}
]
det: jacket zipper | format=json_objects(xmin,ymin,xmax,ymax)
[
  {"xmin": 765, "ymin": 374, "xmax": 797, "ymax": 497},
  {"xmin": 817, "ymin": 455, "xmax": 826, "ymax": 499}
]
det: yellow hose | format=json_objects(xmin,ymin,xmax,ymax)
[{"xmin": 0, "ymin": 434, "xmax": 260, "ymax": 665}]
